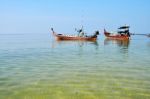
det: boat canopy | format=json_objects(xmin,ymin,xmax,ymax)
[{"xmin": 118, "ymin": 26, "xmax": 130, "ymax": 29}]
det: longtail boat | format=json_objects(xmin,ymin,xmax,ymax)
[
  {"xmin": 51, "ymin": 28, "xmax": 99, "ymax": 41},
  {"xmin": 104, "ymin": 25, "xmax": 130, "ymax": 40}
]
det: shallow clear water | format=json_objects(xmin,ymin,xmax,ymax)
[{"xmin": 0, "ymin": 33, "xmax": 150, "ymax": 99}]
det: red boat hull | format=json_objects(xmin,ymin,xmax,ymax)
[
  {"xmin": 51, "ymin": 28, "xmax": 98, "ymax": 41},
  {"xmin": 55, "ymin": 35, "xmax": 97, "ymax": 41},
  {"xmin": 104, "ymin": 29, "xmax": 129, "ymax": 40}
]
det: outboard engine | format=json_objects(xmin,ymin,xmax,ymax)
[
  {"xmin": 95, "ymin": 31, "xmax": 99, "ymax": 35},
  {"xmin": 92, "ymin": 31, "xmax": 99, "ymax": 37}
]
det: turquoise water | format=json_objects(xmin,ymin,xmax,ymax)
[{"xmin": 0, "ymin": 33, "xmax": 150, "ymax": 99}]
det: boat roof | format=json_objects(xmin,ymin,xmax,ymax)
[{"xmin": 118, "ymin": 26, "xmax": 130, "ymax": 29}]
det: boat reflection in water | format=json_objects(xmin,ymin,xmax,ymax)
[
  {"xmin": 51, "ymin": 39, "xmax": 99, "ymax": 50},
  {"xmin": 104, "ymin": 38, "xmax": 130, "ymax": 47},
  {"xmin": 104, "ymin": 38, "xmax": 130, "ymax": 54}
]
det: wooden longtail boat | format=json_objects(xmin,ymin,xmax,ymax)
[
  {"xmin": 51, "ymin": 28, "xmax": 99, "ymax": 41},
  {"xmin": 104, "ymin": 26, "xmax": 130, "ymax": 40}
]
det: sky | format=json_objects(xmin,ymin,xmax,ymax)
[{"xmin": 0, "ymin": 0, "xmax": 150, "ymax": 34}]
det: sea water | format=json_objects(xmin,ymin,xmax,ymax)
[{"xmin": 0, "ymin": 33, "xmax": 150, "ymax": 99}]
